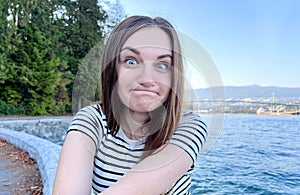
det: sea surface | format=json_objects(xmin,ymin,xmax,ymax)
[{"xmin": 191, "ymin": 114, "xmax": 300, "ymax": 195}]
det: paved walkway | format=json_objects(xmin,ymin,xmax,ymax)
[
  {"xmin": 0, "ymin": 138, "xmax": 43, "ymax": 194},
  {"xmin": 0, "ymin": 126, "xmax": 62, "ymax": 195}
]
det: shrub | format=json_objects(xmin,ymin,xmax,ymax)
[{"xmin": 0, "ymin": 100, "xmax": 25, "ymax": 116}]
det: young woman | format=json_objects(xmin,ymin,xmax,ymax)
[{"xmin": 53, "ymin": 15, "xmax": 207, "ymax": 195}]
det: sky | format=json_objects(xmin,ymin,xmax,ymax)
[{"xmin": 118, "ymin": 0, "xmax": 300, "ymax": 88}]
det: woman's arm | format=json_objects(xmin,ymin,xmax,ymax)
[
  {"xmin": 101, "ymin": 144, "xmax": 193, "ymax": 195},
  {"xmin": 101, "ymin": 113, "xmax": 206, "ymax": 195},
  {"xmin": 53, "ymin": 131, "xmax": 96, "ymax": 195}
]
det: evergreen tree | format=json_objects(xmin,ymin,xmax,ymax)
[
  {"xmin": 71, "ymin": 0, "xmax": 126, "ymax": 111},
  {"xmin": 100, "ymin": 0, "xmax": 126, "ymax": 36},
  {"xmin": 0, "ymin": 0, "xmax": 9, "ymax": 85},
  {"xmin": 42, "ymin": 0, "xmax": 73, "ymax": 113},
  {"xmin": 0, "ymin": 1, "xmax": 60, "ymax": 115},
  {"xmin": 8, "ymin": 25, "xmax": 60, "ymax": 115},
  {"xmin": 0, "ymin": 0, "xmax": 115, "ymax": 115},
  {"xmin": 61, "ymin": 0, "xmax": 107, "ymax": 111},
  {"xmin": 72, "ymin": 42, "xmax": 104, "ymax": 112}
]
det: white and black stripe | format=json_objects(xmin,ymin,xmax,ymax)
[{"xmin": 67, "ymin": 105, "xmax": 207, "ymax": 194}]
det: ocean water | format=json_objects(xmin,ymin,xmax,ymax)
[{"xmin": 191, "ymin": 114, "xmax": 300, "ymax": 195}]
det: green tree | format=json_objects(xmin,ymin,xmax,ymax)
[
  {"xmin": 8, "ymin": 25, "xmax": 60, "ymax": 115},
  {"xmin": 0, "ymin": 0, "xmax": 10, "ymax": 85},
  {"xmin": 0, "ymin": 1, "xmax": 60, "ymax": 115},
  {"xmin": 0, "ymin": 0, "xmax": 113, "ymax": 115},
  {"xmin": 39, "ymin": 0, "xmax": 73, "ymax": 114},
  {"xmin": 61, "ymin": 0, "xmax": 107, "ymax": 111},
  {"xmin": 100, "ymin": 0, "xmax": 126, "ymax": 36},
  {"xmin": 72, "ymin": 42, "xmax": 104, "ymax": 112}
]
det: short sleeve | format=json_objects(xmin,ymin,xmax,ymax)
[
  {"xmin": 67, "ymin": 104, "xmax": 106, "ymax": 148},
  {"xmin": 169, "ymin": 112, "xmax": 207, "ymax": 163}
]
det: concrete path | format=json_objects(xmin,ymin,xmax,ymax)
[
  {"xmin": 0, "ymin": 128, "xmax": 62, "ymax": 195},
  {"xmin": 0, "ymin": 138, "xmax": 42, "ymax": 194}
]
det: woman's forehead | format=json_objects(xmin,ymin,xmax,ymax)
[
  {"xmin": 122, "ymin": 27, "xmax": 172, "ymax": 51},
  {"xmin": 120, "ymin": 46, "xmax": 172, "ymax": 58}
]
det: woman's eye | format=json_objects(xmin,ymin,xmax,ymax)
[
  {"xmin": 155, "ymin": 63, "xmax": 170, "ymax": 71},
  {"xmin": 125, "ymin": 58, "xmax": 138, "ymax": 65}
]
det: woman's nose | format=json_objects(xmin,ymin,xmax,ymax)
[{"xmin": 138, "ymin": 63, "xmax": 155, "ymax": 87}]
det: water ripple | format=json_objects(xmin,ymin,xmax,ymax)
[{"xmin": 191, "ymin": 114, "xmax": 300, "ymax": 195}]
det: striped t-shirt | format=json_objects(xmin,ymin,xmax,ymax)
[{"xmin": 68, "ymin": 104, "xmax": 207, "ymax": 194}]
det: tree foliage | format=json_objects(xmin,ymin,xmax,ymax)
[
  {"xmin": 72, "ymin": 42, "xmax": 104, "ymax": 112},
  {"xmin": 0, "ymin": 0, "xmax": 125, "ymax": 116},
  {"xmin": 100, "ymin": 0, "xmax": 126, "ymax": 36}
]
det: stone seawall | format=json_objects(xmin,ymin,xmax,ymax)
[
  {"xmin": 0, "ymin": 116, "xmax": 73, "ymax": 195},
  {"xmin": 0, "ymin": 116, "xmax": 73, "ymax": 144}
]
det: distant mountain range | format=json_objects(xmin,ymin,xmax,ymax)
[{"xmin": 193, "ymin": 85, "xmax": 300, "ymax": 100}]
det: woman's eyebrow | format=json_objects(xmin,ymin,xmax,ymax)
[
  {"xmin": 121, "ymin": 47, "xmax": 140, "ymax": 55},
  {"xmin": 157, "ymin": 54, "xmax": 172, "ymax": 60},
  {"xmin": 121, "ymin": 47, "xmax": 172, "ymax": 60}
]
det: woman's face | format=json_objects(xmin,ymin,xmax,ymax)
[{"xmin": 117, "ymin": 27, "xmax": 172, "ymax": 114}]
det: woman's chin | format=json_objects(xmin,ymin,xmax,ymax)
[{"xmin": 128, "ymin": 101, "xmax": 164, "ymax": 113}]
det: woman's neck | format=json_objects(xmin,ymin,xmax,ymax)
[{"xmin": 120, "ymin": 108, "xmax": 149, "ymax": 140}]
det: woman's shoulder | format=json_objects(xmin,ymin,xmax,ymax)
[
  {"xmin": 181, "ymin": 111, "xmax": 206, "ymax": 125},
  {"xmin": 77, "ymin": 104, "xmax": 105, "ymax": 118},
  {"xmin": 179, "ymin": 110, "xmax": 208, "ymax": 136},
  {"xmin": 170, "ymin": 111, "xmax": 208, "ymax": 164},
  {"xmin": 80, "ymin": 103, "xmax": 102, "ymax": 111}
]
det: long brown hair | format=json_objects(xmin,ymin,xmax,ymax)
[{"xmin": 101, "ymin": 15, "xmax": 184, "ymax": 154}]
